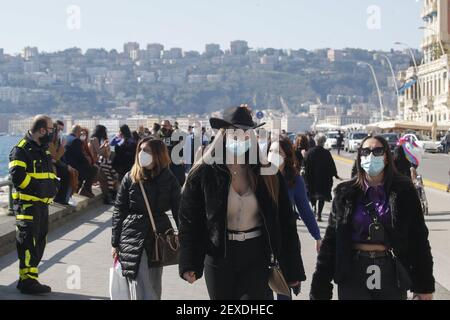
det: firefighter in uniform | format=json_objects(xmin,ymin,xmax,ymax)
[{"xmin": 8, "ymin": 115, "xmax": 59, "ymax": 294}]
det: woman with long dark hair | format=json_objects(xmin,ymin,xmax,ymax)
[
  {"xmin": 89, "ymin": 125, "xmax": 109, "ymax": 161},
  {"xmin": 88, "ymin": 125, "xmax": 117, "ymax": 204},
  {"xmin": 294, "ymin": 134, "xmax": 309, "ymax": 175},
  {"xmin": 310, "ymin": 135, "xmax": 434, "ymax": 300},
  {"xmin": 269, "ymin": 137, "xmax": 322, "ymax": 300},
  {"xmin": 270, "ymin": 138, "xmax": 321, "ymax": 248},
  {"xmin": 179, "ymin": 105, "xmax": 305, "ymax": 300}
]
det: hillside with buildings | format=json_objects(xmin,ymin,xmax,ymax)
[{"xmin": 0, "ymin": 42, "xmax": 413, "ymax": 130}]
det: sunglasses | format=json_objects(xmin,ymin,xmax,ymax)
[{"xmin": 359, "ymin": 147, "xmax": 385, "ymax": 157}]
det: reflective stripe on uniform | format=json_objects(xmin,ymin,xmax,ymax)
[
  {"xmin": 12, "ymin": 192, "xmax": 53, "ymax": 204},
  {"xmin": 8, "ymin": 160, "xmax": 27, "ymax": 169},
  {"xmin": 16, "ymin": 215, "xmax": 33, "ymax": 221},
  {"xmin": 20, "ymin": 267, "xmax": 38, "ymax": 275},
  {"xmin": 17, "ymin": 172, "xmax": 57, "ymax": 190},
  {"xmin": 20, "ymin": 274, "xmax": 38, "ymax": 280},
  {"xmin": 17, "ymin": 139, "xmax": 27, "ymax": 148},
  {"xmin": 25, "ymin": 250, "xmax": 31, "ymax": 267},
  {"xmin": 22, "ymin": 204, "xmax": 33, "ymax": 210},
  {"xmin": 18, "ymin": 175, "xmax": 31, "ymax": 189},
  {"xmin": 20, "ymin": 267, "xmax": 39, "ymax": 280},
  {"xmin": 29, "ymin": 172, "xmax": 57, "ymax": 180}
]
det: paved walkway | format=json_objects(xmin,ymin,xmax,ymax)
[{"xmin": 0, "ymin": 159, "xmax": 449, "ymax": 300}]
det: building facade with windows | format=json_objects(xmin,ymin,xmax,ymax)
[{"xmin": 398, "ymin": 0, "xmax": 450, "ymax": 127}]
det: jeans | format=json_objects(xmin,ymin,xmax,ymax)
[{"xmin": 127, "ymin": 250, "xmax": 163, "ymax": 300}]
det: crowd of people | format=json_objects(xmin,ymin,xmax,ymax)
[{"xmin": 8, "ymin": 107, "xmax": 435, "ymax": 300}]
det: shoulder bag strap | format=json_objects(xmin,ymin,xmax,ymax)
[
  {"xmin": 138, "ymin": 181, "xmax": 157, "ymax": 234},
  {"xmin": 363, "ymin": 199, "xmax": 379, "ymax": 223}
]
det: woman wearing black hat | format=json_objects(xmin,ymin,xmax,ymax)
[{"xmin": 178, "ymin": 105, "xmax": 305, "ymax": 300}]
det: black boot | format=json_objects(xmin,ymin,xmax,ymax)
[{"xmin": 19, "ymin": 279, "xmax": 51, "ymax": 295}]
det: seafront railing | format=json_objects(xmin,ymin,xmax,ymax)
[{"xmin": 0, "ymin": 177, "xmax": 14, "ymax": 216}]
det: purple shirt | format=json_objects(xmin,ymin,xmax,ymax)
[{"xmin": 351, "ymin": 183, "xmax": 392, "ymax": 244}]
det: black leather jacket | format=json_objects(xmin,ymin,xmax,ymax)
[
  {"xmin": 112, "ymin": 168, "xmax": 181, "ymax": 279},
  {"xmin": 178, "ymin": 163, "xmax": 306, "ymax": 284}
]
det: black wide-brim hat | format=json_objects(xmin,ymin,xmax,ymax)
[{"xmin": 210, "ymin": 105, "xmax": 266, "ymax": 130}]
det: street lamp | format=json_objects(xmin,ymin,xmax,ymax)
[
  {"xmin": 376, "ymin": 54, "xmax": 399, "ymax": 95},
  {"xmin": 376, "ymin": 54, "xmax": 401, "ymax": 118},
  {"xmin": 395, "ymin": 41, "xmax": 422, "ymax": 108},
  {"xmin": 418, "ymin": 26, "xmax": 445, "ymax": 57},
  {"xmin": 394, "ymin": 42, "xmax": 419, "ymax": 72},
  {"xmin": 358, "ymin": 61, "xmax": 384, "ymax": 122}
]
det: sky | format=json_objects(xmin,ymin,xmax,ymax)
[{"xmin": 0, "ymin": 0, "xmax": 424, "ymax": 54}]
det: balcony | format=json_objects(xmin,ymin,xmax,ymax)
[
  {"xmin": 404, "ymin": 99, "xmax": 419, "ymax": 112},
  {"xmin": 422, "ymin": 2, "xmax": 438, "ymax": 19},
  {"xmin": 421, "ymin": 35, "xmax": 438, "ymax": 48}
]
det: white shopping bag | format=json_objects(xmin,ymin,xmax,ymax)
[{"xmin": 109, "ymin": 257, "xmax": 130, "ymax": 300}]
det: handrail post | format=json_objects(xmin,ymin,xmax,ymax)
[{"xmin": 8, "ymin": 180, "xmax": 14, "ymax": 216}]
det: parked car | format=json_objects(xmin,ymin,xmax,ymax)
[
  {"xmin": 380, "ymin": 133, "xmax": 401, "ymax": 151},
  {"xmin": 344, "ymin": 132, "xmax": 369, "ymax": 153},
  {"xmin": 324, "ymin": 131, "xmax": 340, "ymax": 150},
  {"xmin": 403, "ymin": 133, "xmax": 441, "ymax": 153}
]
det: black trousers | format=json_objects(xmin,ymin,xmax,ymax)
[
  {"xmin": 204, "ymin": 236, "xmax": 273, "ymax": 300},
  {"xmin": 16, "ymin": 204, "xmax": 49, "ymax": 281},
  {"xmin": 338, "ymin": 254, "xmax": 407, "ymax": 300},
  {"xmin": 78, "ymin": 165, "xmax": 98, "ymax": 193},
  {"xmin": 53, "ymin": 161, "xmax": 70, "ymax": 204}
]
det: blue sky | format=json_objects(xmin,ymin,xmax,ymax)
[{"xmin": 0, "ymin": 0, "xmax": 423, "ymax": 54}]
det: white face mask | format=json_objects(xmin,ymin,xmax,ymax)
[
  {"xmin": 80, "ymin": 134, "xmax": 86, "ymax": 141},
  {"xmin": 268, "ymin": 142, "xmax": 285, "ymax": 168},
  {"xmin": 139, "ymin": 151, "xmax": 153, "ymax": 168},
  {"xmin": 268, "ymin": 151, "xmax": 284, "ymax": 168}
]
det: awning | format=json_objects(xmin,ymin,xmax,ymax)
[{"xmin": 398, "ymin": 79, "xmax": 417, "ymax": 94}]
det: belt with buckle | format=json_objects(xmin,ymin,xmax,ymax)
[
  {"xmin": 227, "ymin": 229, "xmax": 262, "ymax": 242},
  {"xmin": 354, "ymin": 250, "xmax": 391, "ymax": 259}
]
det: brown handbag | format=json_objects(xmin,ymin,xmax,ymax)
[
  {"xmin": 268, "ymin": 254, "xmax": 291, "ymax": 297},
  {"xmin": 139, "ymin": 181, "xmax": 179, "ymax": 267}
]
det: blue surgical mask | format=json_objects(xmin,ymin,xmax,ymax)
[
  {"xmin": 226, "ymin": 139, "xmax": 251, "ymax": 157},
  {"xmin": 361, "ymin": 154, "xmax": 385, "ymax": 177}
]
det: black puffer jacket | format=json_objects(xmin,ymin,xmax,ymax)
[
  {"xmin": 310, "ymin": 174, "xmax": 435, "ymax": 300},
  {"xmin": 112, "ymin": 167, "xmax": 181, "ymax": 279},
  {"xmin": 178, "ymin": 163, "xmax": 306, "ymax": 284}
]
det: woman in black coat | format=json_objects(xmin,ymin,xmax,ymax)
[
  {"xmin": 179, "ymin": 106, "xmax": 305, "ymax": 300},
  {"xmin": 111, "ymin": 137, "xmax": 181, "ymax": 300},
  {"xmin": 304, "ymin": 133, "xmax": 340, "ymax": 221},
  {"xmin": 310, "ymin": 135, "xmax": 434, "ymax": 300}
]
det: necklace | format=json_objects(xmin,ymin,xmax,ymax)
[{"xmin": 229, "ymin": 165, "xmax": 243, "ymax": 176}]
